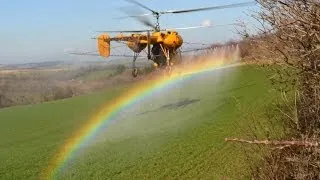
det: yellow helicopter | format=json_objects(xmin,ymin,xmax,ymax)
[{"xmin": 71, "ymin": 0, "xmax": 255, "ymax": 77}]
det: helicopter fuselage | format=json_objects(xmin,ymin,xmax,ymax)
[
  {"xmin": 123, "ymin": 31, "xmax": 183, "ymax": 53},
  {"xmin": 97, "ymin": 30, "xmax": 183, "ymax": 72}
]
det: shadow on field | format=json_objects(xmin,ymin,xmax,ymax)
[
  {"xmin": 136, "ymin": 83, "xmax": 256, "ymax": 116},
  {"xmin": 138, "ymin": 98, "xmax": 201, "ymax": 116},
  {"xmin": 216, "ymin": 82, "xmax": 257, "ymax": 94}
]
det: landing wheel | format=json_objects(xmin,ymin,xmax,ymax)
[{"xmin": 132, "ymin": 68, "xmax": 138, "ymax": 78}]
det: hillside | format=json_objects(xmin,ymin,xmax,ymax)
[{"xmin": 0, "ymin": 64, "xmax": 281, "ymax": 179}]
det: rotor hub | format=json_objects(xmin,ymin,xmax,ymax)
[{"xmin": 153, "ymin": 13, "xmax": 161, "ymax": 32}]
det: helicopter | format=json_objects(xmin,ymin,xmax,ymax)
[{"xmin": 70, "ymin": 0, "xmax": 255, "ymax": 77}]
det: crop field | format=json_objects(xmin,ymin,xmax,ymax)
[{"xmin": 0, "ymin": 65, "xmax": 279, "ymax": 179}]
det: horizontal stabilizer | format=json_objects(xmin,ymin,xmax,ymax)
[{"xmin": 98, "ymin": 34, "xmax": 111, "ymax": 58}]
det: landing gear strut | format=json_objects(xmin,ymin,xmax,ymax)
[
  {"xmin": 166, "ymin": 58, "xmax": 172, "ymax": 76},
  {"xmin": 132, "ymin": 68, "xmax": 138, "ymax": 77},
  {"xmin": 160, "ymin": 44, "xmax": 172, "ymax": 76},
  {"xmin": 132, "ymin": 53, "xmax": 139, "ymax": 78}
]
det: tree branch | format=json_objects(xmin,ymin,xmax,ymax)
[{"xmin": 225, "ymin": 138, "xmax": 320, "ymax": 147}]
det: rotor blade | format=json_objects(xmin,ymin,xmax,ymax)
[
  {"xmin": 181, "ymin": 46, "xmax": 213, "ymax": 53},
  {"xmin": 113, "ymin": 13, "xmax": 152, "ymax": 19},
  {"xmin": 136, "ymin": 16, "xmax": 156, "ymax": 29},
  {"xmin": 118, "ymin": 4, "xmax": 156, "ymax": 29},
  {"xmin": 123, "ymin": 0, "xmax": 158, "ymax": 14},
  {"xmin": 68, "ymin": 52, "xmax": 145, "ymax": 58},
  {"xmin": 164, "ymin": 23, "xmax": 243, "ymax": 31},
  {"xmin": 96, "ymin": 29, "xmax": 151, "ymax": 33},
  {"xmin": 167, "ymin": 25, "xmax": 213, "ymax": 30},
  {"xmin": 160, "ymin": 1, "xmax": 256, "ymax": 14}
]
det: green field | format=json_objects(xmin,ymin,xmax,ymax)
[{"xmin": 0, "ymin": 65, "xmax": 279, "ymax": 179}]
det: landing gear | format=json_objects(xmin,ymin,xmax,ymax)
[
  {"xmin": 132, "ymin": 53, "xmax": 139, "ymax": 78},
  {"xmin": 159, "ymin": 44, "xmax": 173, "ymax": 76},
  {"xmin": 166, "ymin": 66, "xmax": 172, "ymax": 76},
  {"xmin": 165, "ymin": 57, "xmax": 172, "ymax": 76},
  {"xmin": 150, "ymin": 44, "xmax": 182, "ymax": 77},
  {"xmin": 132, "ymin": 68, "xmax": 138, "ymax": 77}
]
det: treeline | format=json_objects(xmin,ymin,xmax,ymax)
[{"xmin": 226, "ymin": 0, "xmax": 320, "ymax": 179}]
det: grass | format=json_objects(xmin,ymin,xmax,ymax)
[{"xmin": 0, "ymin": 65, "xmax": 279, "ymax": 179}]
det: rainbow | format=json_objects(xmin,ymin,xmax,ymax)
[{"xmin": 42, "ymin": 55, "xmax": 241, "ymax": 179}]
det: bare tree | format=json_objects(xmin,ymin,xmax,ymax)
[
  {"xmin": 253, "ymin": 0, "xmax": 320, "ymax": 136},
  {"xmin": 229, "ymin": 0, "xmax": 320, "ymax": 179}
]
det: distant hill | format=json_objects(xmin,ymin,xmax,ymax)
[
  {"xmin": 3, "ymin": 61, "xmax": 65, "ymax": 69},
  {"xmin": 0, "ymin": 58, "xmax": 151, "ymax": 70}
]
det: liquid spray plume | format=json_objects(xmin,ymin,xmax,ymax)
[{"xmin": 183, "ymin": 44, "xmax": 240, "ymax": 66}]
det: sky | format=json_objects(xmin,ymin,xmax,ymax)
[{"xmin": 0, "ymin": 0, "xmax": 259, "ymax": 64}]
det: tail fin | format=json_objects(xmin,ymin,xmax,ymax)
[{"xmin": 98, "ymin": 34, "xmax": 110, "ymax": 58}]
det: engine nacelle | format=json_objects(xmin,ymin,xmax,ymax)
[{"xmin": 163, "ymin": 31, "xmax": 183, "ymax": 49}]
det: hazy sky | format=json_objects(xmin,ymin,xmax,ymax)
[{"xmin": 0, "ymin": 0, "xmax": 258, "ymax": 64}]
